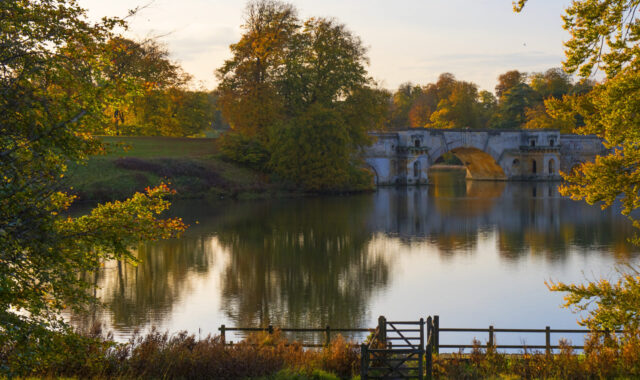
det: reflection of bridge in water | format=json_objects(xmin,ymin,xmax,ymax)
[
  {"xmin": 364, "ymin": 129, "xmax": 607, "ymax": 185},
  {"xmin": 73, "ymin": 178, "xmax": 637, "ymax": 340},
  {"xmin": 365, "ymin": 180, "xmax": 629, "ymax": 256}
]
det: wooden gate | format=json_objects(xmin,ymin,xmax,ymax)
[{"xmin": 361, "ymin": 316, "xmax": 425, "ymax": 379}]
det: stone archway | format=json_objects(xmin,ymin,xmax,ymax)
[
  {"xmin": 365, "ymin": 163, "xmax": 379, "ymax": 185},
  {"xmin": 442, "ymin": 147, "xmax": 507, "ymax": 180},
  {"xmin": 428, "ymin": 135, "xmax": 507, "ymax": 180}
]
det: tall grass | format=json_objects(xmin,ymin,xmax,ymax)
[
  {"xmin": 433, "ymin": 331, "xmax": 640, "ymax": 379},
  {"xmin": 6, "ymin": 326, "xmax": 360, "ymax": 379},
  {"xmin": 7, "ymin": 325, "xmax": 640, "ymax": 379}
]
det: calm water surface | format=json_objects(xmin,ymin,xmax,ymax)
[{"xmin": 71, "ymin": 171, "xmax": 640, "ymax": 347}]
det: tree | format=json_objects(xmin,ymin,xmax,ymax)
[
  {"xmin": 216, "ymin": 0, "xmax": 297, "ymax": 137},
  {"xmin": 546, "ymin": 267, "xmax": 640, "ymax": 331},
  {"xmin": 523, "ymin": 68, "xmax": 594, "ymax": 131},
  {"xmin": 268, "ymin": 104, "xmax": 370, "ymax": 191},
  {"xmin": 491, "ymin": 82, "xmax": 537, "ymax": 129},
  {"xmin": 101, "ymin": 37, "xmax": 188, "ymax": 135},
  {"xmin": 495, "ymin": 70, "xmax": 526, "ymax": 98},
  {"xmin": 389, "ymin": 74, "xmax": 489, "ymax": 130},
  {"xmin": 95, "ymin": 37, "xmax": 216, "ymax": 137},
  {"xmin": 217, "ymin": 1, "xmax": 385, "ymax": 191},
  {"xmin": 529, "ymin": 68, "xmax": 573, "ymax": 99},
  {"xmin": 0, "ymin": 0, "xmax": 185, "ymax": 374},
  {"xmin": 515, "ymin": 0, "xmax": 640, "ymax": 330},
  {"xmin": 430, "ymin": 79, "xmax": 483, "ymax": 129}
]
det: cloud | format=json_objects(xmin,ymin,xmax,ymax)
[
  {"xmin": 166, "ymin": 26, "xmax": 238, "ymax": 62},
  {"xmin": 408, "ymin": 51, "xmax": 563, "ymax": 70},
  {"xmin": 374, "ymin": 51, "xmax": 566, "ymax": 91}
]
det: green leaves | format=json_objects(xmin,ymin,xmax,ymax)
[
  {"xmin": 559, "ymin": 67, "xmax": 640, "ymax": 244},
  {"xmin": 548, "ymin": 268, "xmax": 640, "ymax": 330},
  {"xmin": 217, "ymin": 1, "xmax": 382, "ymax": 191},
  {"xmin": 0, "ymin": 1, "xmax": 186, "ymax": 373},
  {"xmin": 267, "ymin": 103, "xmax": 370, "ymax": 192},
  {"xmin": 518, "ymin": 0, "xmax": 640, "ymax": 332}
]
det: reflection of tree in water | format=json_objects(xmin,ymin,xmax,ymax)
[
  {"xmin": 380, "ymin": 172, "xmax": 638, "ymax": 261},
  {"xmin": 496, "ymin": 183, "xmax": 638, "ymax": 261},
  {"xmin": 69, "ymin": 172, "xmax": 640, "ymax": 336},
  {"xmin": 70, "ymin": 237, "xmax": 218, "ymax": 332},
  {"xmin": 215, "ymin": 196, "xmax": 388, "ymax": 328}
]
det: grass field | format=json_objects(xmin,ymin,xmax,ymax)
[
  {"xmin": 99, "ymin": 136, "xmax": 219, "ymax": 158},
  {"xmin": 65, "ymin": 136, "xmax": 283, "ymax": 202}
]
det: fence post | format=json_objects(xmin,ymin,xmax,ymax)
[
  {"xmin": 489, "ymin": 325, "xmax": 494, "ymax": 348},
  {"xmin": 427, "ymin": 316, "xmax": 433, "ymax": 351},
  {"xmin": 268, "ymin": 325, "xmax": 274, "ymax": 335},
  {"xmin": 419, "ymin": 318, "xmax": 424, "ymax": 379},
  {"xmin": 434, "ymin": 315, "xmax": 439, "ymax": 354},
  {"xmin": 426, "ymin": 340, "xmax": 432, "ymax": 379},
  {"xmin": 361, "ymin": 343, "xmax": 368, "ymax": 380},
  {"xmin": 545, "ymin": 326, "xmax": 551, "ymax": 355},
  {"xmin": 325, "ymin": 325, "xmax": 331, "ymax": 346},
  {"xmin": 378, "ymin": 315, "xmax": 387, "ymax": 347},
  {"xmin": 220, "ymin": 324, "xmax": 226, "ymax": 345}
]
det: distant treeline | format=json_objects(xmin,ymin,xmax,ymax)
[
  {"xmin": 384, "ymin": 69, "xmax": 594, "ymax": 132},
  {"xmin": 90, "ymin": 37, "xmax": 229, "ymax": 137},
  {"xmin": 91, "ymin": 36, "xmax": 596, "ymax": 138},
  {"xmin": 87, "ymin": 1, "xmax": 603, "ymax": 193}
]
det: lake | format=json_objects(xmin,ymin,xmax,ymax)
[{"xmin": 70, "ymin": 170, "xmax": 639, "ymax": 349}]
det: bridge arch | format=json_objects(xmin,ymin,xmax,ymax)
[
  {"xmin": 430, "ymin": 142, "xmax": 506, "ymax": 181},
  {"xmin": 364, "ymin": 162, "xmax": 380, "ymax": 185}
]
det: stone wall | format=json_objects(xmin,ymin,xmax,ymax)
[{"xmin": 363, "ymin": 129, "xmax": 606, "ymax": 185}]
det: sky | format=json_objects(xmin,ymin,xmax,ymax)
[{"xmin": 77, "ymin": 0, "xmax": 574, "ymax": 93}]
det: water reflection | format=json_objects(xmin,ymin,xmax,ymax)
[
  {"xmin": 74, "ymin": 171, "xmax": 638, "ymax": 338},
  {"xmin": 214, "ymin": 197, "xmax": 389, "ymax": 328}
]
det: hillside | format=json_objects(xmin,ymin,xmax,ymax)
[{"xmin": 65, "ymin": 136, "xmax": 285, "ymax": 202}]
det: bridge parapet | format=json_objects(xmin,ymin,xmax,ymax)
[{"xmin": 363, "ymin": 129, "xmax": 606, "ymax": 185}]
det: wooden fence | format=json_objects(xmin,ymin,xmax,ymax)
[
  {"xmin": 218, "ymin": 324, "xmax": 371, "ymax": 347},
  {"xmin": 361, "ymin": 317, "xmax": 425, "ymax": 379},
  {"xmin": 428, "ymin": 315, "xmax": 624, "ymax": 354},
  {"xmin": 219, "ymin": 316, "xmax": 623, "ymax": 379}
]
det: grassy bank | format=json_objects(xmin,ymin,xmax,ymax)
[
  {"xmin": 6, "ymin": 328, "xmax": 361, "ymax": 379},
  {"xmin": 65, "ymin": 136, "xmax": 291, "ymax": 202},
  {"xmin": 7, "ymin": 328, "xmax": 640, "ymax": 379}
]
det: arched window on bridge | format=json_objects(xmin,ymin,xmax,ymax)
[
  {"xmin": 512, "ymin": 159, "xmax": 520, "ymax": 174},
  {"xmin": 530, "ymin": 139, "xmax": 536, "ymax": 147},
  {"xmin": 413, "ymin": 160, "xmax": 421, "ymax": 178},
  {"xmin": 531, "ymin": 159, "xmax": 537, "ymax": 174},
  {"xmin": 549, "ymin": 138, "xmax": 555, "ymax": 147},
  {"xmin": 414, "ymin": 139, "xmax": 420, "ymax": 148},
  {"xmin": 548, "ymin": 158, "xmax": 555, "ymax": 174}
]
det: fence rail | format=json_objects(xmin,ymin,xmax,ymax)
[
  {"xmin": 219, "ymin": 316, "xmax": 624, "ymax": 379},
  {"xmin": 218, "ymin": 324, "xmax": 372, "ymax": 347},
  {"xmin": 429, "ymin": 316, "xmax": 624, "ymax": 355}
]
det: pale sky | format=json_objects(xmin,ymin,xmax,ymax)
[{"xmin": 77, "ymin": 0, "xmax": 573, "ymax": 93}]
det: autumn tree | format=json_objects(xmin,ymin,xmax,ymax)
[
  {"xmin": 216, "ymin": 0, "xmax": 297, "ymax": 137},
  {"xmin": 0, "ymin": 0, "xmax": 185, "ymax": 374},
  {"xmin": 430, "ymin": 79, "xmax": 484, "ymax": 129},
  {"xmin": 388, "ymin": 73, "xmax": 491, "ymax": 130},
  {"xmin": 101, "ymin": 37, "xmax": 188, "ymax": 135},
  {"xmin": 515, "ymin": 0, "xmax": 640, "ymax": 330},
  {"xmin": 217, "ymin": 1, "xmax": 385, "ymax": 190},
  {"xmin": 96, "ymin": 37, "xmax": 216, "ymax": 137},
  {"xmin": 495, "ymin": 70, "xmax": 526, "ymax": 98},
  {"xmin": 523, "ymin": 68, "xmax": 594, "ymax": 131}
]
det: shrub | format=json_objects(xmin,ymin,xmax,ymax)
[
  {"xmin": 318, "ymin": 335, "xmax": 360, "ymax": 379},
  {"xmin": 217, "ymin": 132, "xmax": 270, "ymax": 170}
]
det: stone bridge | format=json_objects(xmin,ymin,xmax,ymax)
[{"xmin": 363, "ymin": 129, "xmax": 607, "ymax": 185}]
